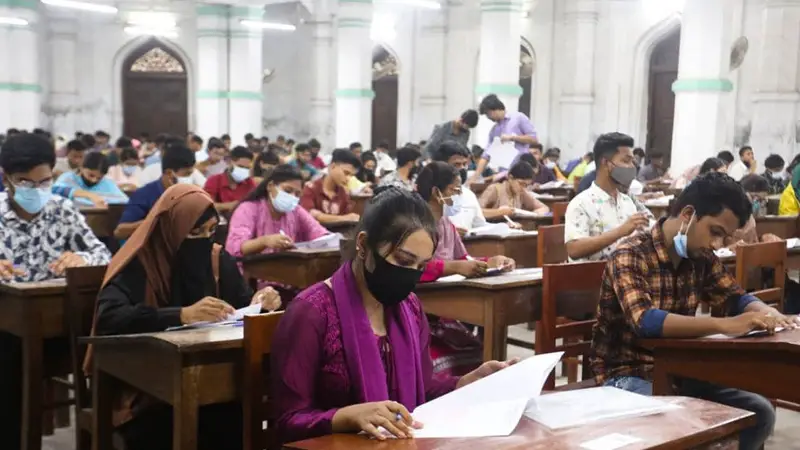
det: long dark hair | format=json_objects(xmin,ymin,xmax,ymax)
[
  {"xmin": 415, "ymin": 161, "xmax": 459, "ymax": 202},
  {"xmin": 233, "ymin": 164, "xmax": 303, "ymax": 214}
]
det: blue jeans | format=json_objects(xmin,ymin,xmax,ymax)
[{"xmin": 604, "ymin": 376, "xmax": 775, "ymax": 450}]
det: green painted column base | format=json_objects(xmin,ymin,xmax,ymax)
[
  {"xmin": 475, "ymin": 83, "xmax": 523, "ymax": 96},
  {"xmin": 0, "ymin": 83, "xmax": 41, "ymax": 93},
  {"xmin": 671, "ymin": 78, "xmax": 733, "ymax": 93},
  {"xmin": 197, "ymin": 90, "xmax": 263, "ymax": 100},
  {"xmin": 335, "ymin": 89, "xmax": 375, "ymax": 99}
]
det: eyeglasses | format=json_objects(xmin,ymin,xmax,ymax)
[{"xmin": 11, "ymin": 178, "xmax": 53, "ymax": 190}]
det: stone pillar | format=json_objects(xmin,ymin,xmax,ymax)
[
  {"xmin": 0, "ymin": 1, "xmax": 39, "ymax": 130},
  {"xmin": 413, "ymin": 10, "xmax": 447, "ymax": 139},
  {"xmin": 47, "ymin": 18, "xmax": 78, "ymax": 135},
  {"xmin": 670, "ymin": 0, "xmax": 733, "ymax": 176},
  {"xmin": 558, "ymin": 0, "xmax": 597, "ymax": 160},
  {"xmin": 474, "ymin": 0, "xmax": 523, "ymax": 147},
  {"xmin": 195, "ymin": 4, "xmax": 231, "ymax": 139},
  {"xmin": 334, "ymin": 0, "xmax": 374, "ymax": 148},
  {"xmin": 227, "ymin": 7, "xmax": 264, "ymax": 146},
  {"xmin": 309, "ymin": 16, "xmax": 335, "ymax": 148},
  {"xmin": 749, "ymin": 1, "xmax": 800, "ymax": 162}
]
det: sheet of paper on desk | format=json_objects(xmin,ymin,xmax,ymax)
[
  {"xmin": 525, "ymin": 387, "xmax": 681, "ymax": 430},
  {"xmin": 4, "ymin": 278, "xmax": 67, "ymax": 288},
  {"xmin": 485, "ymin": 139, "xmax": 518, "ymax": 170},
  {"xmin": 714, "ymin": 248, "xmax": 735, "ymax": 258},
  {"xmin": 580, "ymin": 433, "xmax": 643, "ymax": 450},
  {"xmin": 435, "ymin": 268, "xmax": 542, "ymax": 283},
  {"xmin": 787, "ymin": 238, "xmax": 800, "ymax": 249},
  {"xmin": 466, "ymin": 223, "xmax": 529, "ymax": 238},
  {"xmin": 513, "ymin": 208, "xmax": 542, "ymax": 218},
  {"xmin": 410, "ymin": 352, "xmax": 563, "ymax": 438},
  {"xmin": 538, "ymin": 180, "xmax": 566, "ymax": 189},
  {"xmin": 228, "ymin": 303, "xmax": 262, "ymax": 320},
  {"xmin": 705, "ymin": 326, "xmax": 785, "ymax": 339},
  {"xmin": 293, "ymin": 233, "xmax": 342, "ymax": 250},
  {"xmin": 531, "ymin": 192, "xmax": 555, "ymax": 199},
  {"xmin": 644, "ymin": 194, "xmax": 674, "ymax": 207}
]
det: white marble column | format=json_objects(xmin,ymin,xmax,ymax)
[
  {"xmin": 670, "ymin": 0, "xmax": 733, "ymax": 175},
  {"xmin": 47, "ymin": 18, "xmax": 78, "ymax": 135},
  {"xmin": 309, "ymin": 16, "xmax": 335, "ymax": 148},
  {"xmin": 195, "ymin": 4, "xmax": 231, "ymax": 139},
  {"xmin": 0, "ymin": 1, "xmax": 40, "ymax": 130},
  {"xmin": 749, "ymin": 1, "xmax": 800, "ymax": 162},
  {"xmin": 474, "ymin": 0, "xmax": 523, "ymax": 147},
  {"xmin": 558, "ymin": 0, "xmax": 597, "ymax": 160},
  {"xmin": 334, "ymin": 0, "xmax": 374, "ymax": 148},
  {"xmin": 227, "ymin": 7, "xmax": 263, "ymax": 145},
  {"xmin": 413, "ymin": 10, "xmax": 447, "ymax": 138}
]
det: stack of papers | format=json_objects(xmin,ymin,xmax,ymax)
[
  {"xmin": 465, "ymin": 223, "xmax": 534, "ymax": 238},
  {"xmin": 409, "ymin": 352, "xmax": 564, "ymax": 438},
  {"xmin": 435, "ymin": 267, "xmax": 543, "ymax": 284},
  {"xmin": 787, "ymin": 238, "xmax": 800, "ymax": 249},
  {"xmin": 525, "ymin": 387, "xmax": 681, "ymax": 429},
  {"xmin": 538, "ymin": 180, "xmax": 566, "ymax": 190},
  {"xmin": 165, "ymin": 303, "xmax": 262, "ymax": 331},
  {"xmin": 644, "ymin": 195, "xmax": 674, "ymax": 207},
  {"xmin": 485, "ymin": 139, "xmax": 518, "ymax": 170},
  {"xmin": 293, "ymin": 233, "xmax": 342, "ymax": 250},
  {"xmin": 513, "ymin": 208, "xmax": 543, "ymax": 218},
  {"xmin": 531, "ymin": 192, "xmax": 556, "ymax": 199}
]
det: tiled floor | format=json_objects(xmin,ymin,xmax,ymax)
[{"xmin": 41, "ymin": 325, "xmax": 800, "ymax": 449}]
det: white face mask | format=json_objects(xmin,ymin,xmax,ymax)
[
  {"xmin": 177, "ymin": 175, "xmax": 194, "ymax": 185},
  {"xmin": 230, "ymin": 166, "xmax": 250, "ymax": 183},
  {"xmin": 544, "ymin": 161, "xmax": 556, "ymax": 170}
]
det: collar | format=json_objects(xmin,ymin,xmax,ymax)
[
  {"xmin": 588, "ymin": 181, "xmax": 623, "ymax": 203},
  {"xmin": 651, "ymin": 217, "xmax": 672, "ymax": 265}
]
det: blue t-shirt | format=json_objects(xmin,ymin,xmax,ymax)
[
  {"xmin": 119, "ymin": 179, "xmax": 166, "ymax": 224},
  {"xmin": 578, "ymin": 170, "xmax": 597, "ymax": 194}
]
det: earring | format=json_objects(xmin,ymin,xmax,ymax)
[{"xmin": 356, "ymin": 247, "xmax": 365, "ymax": 259}]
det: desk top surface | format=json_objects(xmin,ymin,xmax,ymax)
[
  {"xmin": 85, "ymin": 324, "xmax": 244, "ymax": 353},
  {"xmin": 641, "ymin": 327, "xmax": 800, "ymax": 353}
]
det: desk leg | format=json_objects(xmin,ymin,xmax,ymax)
[
  {"xmin": 481, "ymin": 303, "xmax": 508, "ymax": 362},
  {"xmin": 21, "ymin": 318, "xmax": 43, "ymax": 450},
  {"xmin": 173, "ymin": 368, "xmax": 200, "ymax": 450},
  {"xmin": 91, "ymin": 367, "xmax": 113, "ymax": 450},
  {"xmin": 652, "ymin": 360, "xmax": 676, "ymax": 396}
]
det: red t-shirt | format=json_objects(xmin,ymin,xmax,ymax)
[
  {"xmin": 300, "ymin": 177, "xmax": 352, "ymax": 215},
  {"xmin": 204, "ymin": 172, "xmax": 256, "ymax": 203},
  {"xmin": 310, "ymin": 156, "xmax": 326, "ymax": 170}
]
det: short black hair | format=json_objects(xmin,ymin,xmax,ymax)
[
  {"xmin": 83, "ymin": 152, "xmax": 110, "ymax": 175},
  {"xmin": 163, "ymin": 137, "xmax": 185, "ymax": 151},
  {"xmin": 277, "ymin": 135, "xmax": 286, "ymax": 141},
  {"xmin": 530, "ymin": 142, "xmax": 543, "ymax": 151},
  {"xmin": 80, "ymin": 134, "xmax": 96, "ymax": 148},
  {"xmin": 119, "ymin": 147, "xmax": 139, "ymax": 162},
  {"xmin": 396, "ymin": 146, "xmax": 422, "ymax": 167},
  {"xmin": 432, "ymin": 140, "xmax": 470, "ymax": 163},
  {"xmin": 295, "ymin": 143, "xmax": 311, "ymax": 154},
  {"xmin": 717, "ymin": 150, "xmax": 735, "ymax": 165},
  {"xmin": 740, "ymin": 174, "xmax": 770, "ymax": 193},
  {"xmin": 360, "ymin": 151, "xmax": 377, "ymax": 165},
  {"xmin": 207, "ymin": 137, "xmax": 225, "ymax": 150},
  {"xmin": 471, "ymin": 145, "xmax": 484, "ymax": 159},
  {"xmin": 518, "ymin": 152, "xmax": 538, "ymax": 168},
  {"xmin": 461, "ymin": 109, "xmax": 479, "ymax": 128},
  {"xmin": 287, "ymin": 139, "xmax": 295, "ymax": 146},
  {"xmin": 94, "ymin": 130, "xmax": 110, "ymax": 139},
  {"xmin": 6, "ymin": 128, "xmax": 20, "ymax": 136},
  {"xmin": 308, "ymin": 138, "xmax": 321, "ymax": 150},
  {"xmin": 509, "ymin": 161, "xmax": 535, "ymax": 179},
  {"xmin": 115, "ymin": 136, "xmax": 133, "ymax": 148},
  {"xmin": 245, "ymin": 133, "xmax": 255, "ymax": 141},
  {"xmin": 633, "ymin": 147, "xmax": 646, "ymax": 158},
  {"xmin": 739, "ymin": 146, "xmax": 753, "ymax": 157},
  {"xmin": 416, "ymin": 161, "xmax": 459, "ymax": 202},
  {"xmin": 376, "ymin": 141, "xmax": 389, "ymax": 150},
  {"xmin": 699, "ymin": 157, "xmax": 726, "ymax": 175},
  {"xmin": 155, "ymin": 133, "xmax": 170, "ymax": 146},
  {"xmin": 238, "ymin": 164, "xmax": 303, "ymax": 209},
  {"xmin": 230, "ymin": 146, "xmax": 254, "ymax": 161},
  {"xmin": 257, "ymin": 150, "xmax": 280, "ymax": 166},
  {"xmin": 592, "ymin": 132, "xmax": 635, "ymax": 165},
  {"xmin": 331, "ymin": 148, "xmax": 362, "ymax": 168},
  {"xmin": 764, "ymin": 154, "xmax": 785, "ymax": 171},
  {"xmin": 349, "ymin": 142, "xmax": 363, "ymax": 151},
  {"xmin": 221, "ymin": 134, "xmax": 231, "ymax": 141},
  {"xmin": 478, "ymin": 94, "xmax": 505, "ymax": 114},
  {"xmin": 0, "ymin": 134, "xmax": 57, "ymax": 174},
  {"xmin": 66, "ymin": 139, "xmax": 87, "ymax": 153},
  {"xmin": 161, "ymin": 145, "xmax": 196, "ymax": 173},
  {"xmin": 670, "ymin": 172, "xmax": 751, "ymax": 228},
  {"xmin": 191, "ymin": 135, "xmax": 204, "ymax": 145},
  {"xmin": 543, "ymin": 148, "xmax": 560, "ymax": 159}
]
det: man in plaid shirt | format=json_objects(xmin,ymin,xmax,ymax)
[{"xmin": 592, "ymin": 172, "xmax": 799, "ymax": 450}]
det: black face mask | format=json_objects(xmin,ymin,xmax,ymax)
[
  {"xmin": 177, "ymin": 236, "xmax": 214, "ymax": 264},
  {"xmin": 363, "ymin": 250, "xmax": 423, "ymax": 307},
  {"xmin": 81, "ymin": 176, "xmax": 99, "ymax": 188},
  {"xmin": 409, "ymin": 165, "xmax": 420, "ymax": 178},
  {"xmin": 459, "ymin": 168, "xmax": 467, "ymax": 184}
]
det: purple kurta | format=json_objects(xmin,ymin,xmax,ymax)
[{"xmin": 271, "ymin": 264, "xmax": 459, "ymax": 444}]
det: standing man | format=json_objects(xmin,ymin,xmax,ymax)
[
  {"xmin": 469, "ymin": 94, "xmax": 537, "ymax": 183},
  {"xmin": 727, "ymin": 146, "xmax": 757, "ymax": 182},
  {"xmin": 422, "ymin": 109, "xmax": 479, "ymax": 159}
]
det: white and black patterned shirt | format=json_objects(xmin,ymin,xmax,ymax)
[{"xmin": 0, "ymin": 192, "xmax": 111, "ymax": 282}]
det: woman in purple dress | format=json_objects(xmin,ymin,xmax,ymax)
[{"xmin": 271, "ymin": 187, "xmax": 516, "ymax": 444}]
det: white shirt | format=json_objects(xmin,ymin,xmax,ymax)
[
  {"xmin": 727, "ymin": 160, "xmax": 749, "ymax": 182},
  {"xmin": 375, "ymin": 151, "xmax": 397, "ymax": 174},
  {"xmin": 448, "ymin": 187, "xmax": 488, "ymax": 230},
  {"xmin": 137, "ymin": 164, "xmax": 207, "ymax": 187},
  {"xmin": 564, "ymin": 182, "xmax": 654, "ymax": 261}
]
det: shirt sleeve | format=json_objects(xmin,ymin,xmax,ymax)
[
  {"xmin": 271, "ymin": 295, "xmax": 338, "ymax": 444},
  {"xmin": 119, "ymin": 189, "xmax": 151, "ymax": 224},
  {"xmin": 192, "ymin": 169, "xmax": 207, "ymax": 187},
  {"xmin": 479, "ymin": 185, "xmax": 498, "ymax": 209},
  {"xmin": 219, "ymin": 249, "xmax": 253, "ymax": 309},
  {"xmin": 517, "ymin": 114, "xmax": 537, "ymax": 139},
  {"xmin": 702, "ymin": 255, "xmax": 749, "ymax": 310},
  {"xmin": 609, "ymin": 248, "xmax": 664, "ymax": 337},
  {"xmin": 61, "ymin": 203, "xmax": 112, "ymax": 266},
  {"xmin": 564, "ymin": 200, "xmax": 590, "ymax": 243},
  {"xmin": 296, "ymin": 207, "xmax": 330, "ymax": 242},
  {"xmin": 299, "ymin": 184, "xmax": 318, "ymax": 212},
  {"xmin": 51, "ymin": 185, "xmax": 74, "ymax": 199},
  {"xmin": 204, "ymin": 175, "xmax": 221, "ymax": 202},
  {"xmin": 225, "ymin": 201, "xmax": 258, "ymax": 258}
]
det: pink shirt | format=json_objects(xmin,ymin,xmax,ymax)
[
  {"xmin": 225, "ymin": 198, "xmax": 329, "ymax": 257},
  {"xmin": 420, "ymin": 217, "xmax": 473, "ymax": 282}
]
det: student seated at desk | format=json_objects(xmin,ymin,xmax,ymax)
[
  {"xmin": 357, "ymin": 151, "xmax": 379, "ymax": 185},
  {"xmin": 106, "ymin": 147, "xmax": 142, "ymax": 191},
  {"xmin": 379, "ymin": 145, "xmax": 422, "ymax": 191},
  {"xmin": 592, "ymin": 172, "xmax": 797, "ymax": 450},
  {"xmin": 565, "ymin": 132, "xmax": 654, "ymax": 261},
  {"xmin": 416, "ymin": 163, "xmax": 515, "ymax": 376},
  {"xmin": 115, "ymin": 145, "xmax": 196, "ymax": 240},
  {"xmin": 251, "ymin": 148, "xmax": 279, "ymax": 185},
  {"xmin": 204, "ymin": 146, "xmax": 256, "ymax": 213},
  {"xmin": 430, "ymin": 141, "xmax": 489, "ymax": 231},
  {"xmin": 0, "ymin": 134, "xmax": 111, "ymax": 449},
  {"xmin": 138, "ymin": 136, "xmax": 207, "ymax": 187},
  {"xmin": 289, "ymin": 143, "xmax": 319, "ymax": 181},
  {"xmin": 272, "ymin": 187, "xmax": 515, "ymax": 444},
  {"xmin": 300, "ymin": 148, "xmax": 361, "ymax": 224},
  {"xmin": 53, "ymin": 138, "xmax": 86, "ymax": 177},
  {"xmin": 778, "ymin": 164, "xmax": 800, "ymax": 216},
  {"xmin": 479, "ymin": 161, "xmax": 549, "ymax": 219},
  {"xmin": 91, "ymin": 184, "xmax": 280, "ymax": 450},
  {"xmin": 54, "ymin": 152, "xmax": 129, "ymax": 205}
]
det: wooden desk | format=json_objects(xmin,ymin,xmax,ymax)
[
  {"xmin": 0, "ymin": 279, "xmax": 69, "ymax": 450},
  {"xmin": 533, "ymin": 186, "xmax": 573, "ymax": 198},
  {"xmin": 755, "ymin": 215, "xmax": 797, "ymax": 239},
  {"xmin": 323, "ymin": 220, "xmax": 358, "ymax": 236},
  {"xmin": 463, "ymin": 232, "xmax": 538, "ymax": 268},
  {"xmin": 488, "ymin": 214, "xmax": 552, "ymax": 231},
  {"xmin": 284, "ymin": 396, "xmax": 752, "ymax": 450},
  {"xmin": 351, "ymin": 194, "xmax": 372, "ymax": 215},
  {"xmin": 86, "ymin": 326, "xmax": 243, "ymax": 450},
  {"xmin": 416, "ymin": 272, "xmax": 547, "ymax": 362},
  {"xmin": 719, "ymin": 246, "xmax": 800, "ymax": 270},
  {"xmin": 644, "ymin": 202, "xmax": 670, "ymax": 218},
  {"xmin": 80, "ymin": 205, "xmax": 127, "ymax": 238},
  {"xmin": 643, "ymin": 182, "xmax": 672, "ymax": 193},
  {"xmin": 532, "ymin": 195, "xmax": 569, "ymax": 209},
  {"xmin": 241, "ymin": 248, "xmax": 340, "ymax": 288},
  {"xmin": 642, "ymin": 328, "xmax": 800, "ymax": 405}
]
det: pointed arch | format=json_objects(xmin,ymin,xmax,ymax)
[
  {"xmin": 519, "ymin": 37, "xmax": 536, "ymax": 116},
  {"xmin": 372, "ymin": 44, "xmax": 399, "ymax": 149}
]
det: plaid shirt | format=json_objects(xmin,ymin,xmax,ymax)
[{"xmin": 590, "ymin": 219, "xmax": 746, "ymax": 382}]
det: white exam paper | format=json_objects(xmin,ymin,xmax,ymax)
[
  {"xmin": 485, "ymin": 138, "xmax": 518, "ymax": 171},
  {"xmin": 409, "ymin": 352, "xmax": 563, "ymax": 438},
  {"xmin": 228, "ymin": 303, "xmax": 262, "ymax": 321},
  {"xmin": 787, "ymin": 238, "xmax": 800, "ymax": 249},
  {"xmin": 580, "ymin": 433, "xmax": 643, "ymax": 450},
  {"xmin": 465, "ymin": 223, "xmax": 532, "ymax": 238},
  {"xmin": 293, "ymin": 233, "xmax": 342, "ymax": 250}
]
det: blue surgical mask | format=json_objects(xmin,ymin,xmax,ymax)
[
  {"xmin": 122, "ymin": 166, "xmax": 138, "ymax": 176},
  {"xmin": 12, "ymin": 185, "xmax": 52, "ymax": 215},
  {"xmin": 271, "ymin": 188, "xmax": 299, "ymax": 213},
  {"xmin": 673, "ymin": 212, "xmax": 695, "ymax": 259},
  {"xmin": 441, "ymin": 193, "xmax": 463, "ymax": 217},
  {"xmin": 230, "ymin": 166, "xmax": 250, "ymax": 183}
]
